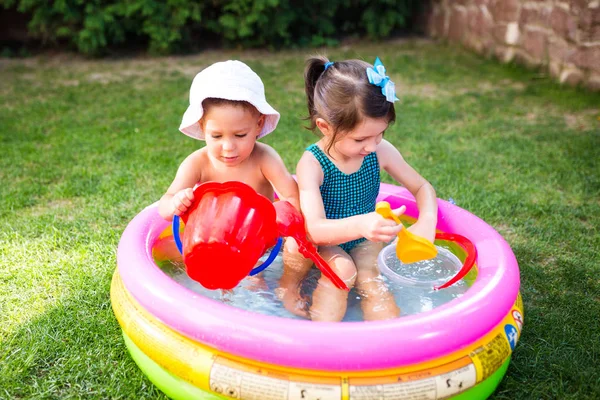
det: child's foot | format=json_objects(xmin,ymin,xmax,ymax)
[{"xmin": 275, "ymin": 286, "xmax": 309, "ymax": 318}]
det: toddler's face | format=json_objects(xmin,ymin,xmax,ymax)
[
  {"xmin": 334, "ymin": 117, "xmax": 387, "ymax": 159},
  {"xmin": 202, "ymin": 104, "xmax": 264, "ymax": 167}
]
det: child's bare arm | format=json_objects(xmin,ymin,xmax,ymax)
[
  {"xmin": 260, "ymin": 145, "xmax": 301, "ymax": 210},
  {"xmin": 158, "ymin": 151, "xmax": 204, "ymax": 220},
  {"xmin": 297, "ymin": 152, "xmax": 402, "ymax": 245},
  {"xmin": 378, "ymin": 139, "xmax": 438, "ymax": 242}
]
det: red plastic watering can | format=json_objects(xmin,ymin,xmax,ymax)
[
  {"xmin": 180, "ymin": 182, "xmax": 279, "ymax": 290},
  {"xmin": 177, "ymin": 181, "xmax": 347, "ymax": 291}
]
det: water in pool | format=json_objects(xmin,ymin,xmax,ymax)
[{"xmin": 153, "ymin": 237, "xmax": 472, "ymax": 322}]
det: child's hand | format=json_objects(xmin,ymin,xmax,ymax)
[
  {"xmin": 361, "ymin": 206, "xmax": 406, "ymax": 243},
  {"xmin": 171, "ymin": 188, "xmax": 194, "ymax": 216}
]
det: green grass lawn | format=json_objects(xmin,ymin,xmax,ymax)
[{"xmin": 1, "ymin": 39, "xmax": 599, "ymax": 399}]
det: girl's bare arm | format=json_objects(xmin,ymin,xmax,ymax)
[{"xmin": 377, "ymin": 139, "xmax": 438, "ymax": 242}]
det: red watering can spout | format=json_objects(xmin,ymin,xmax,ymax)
[{"xmin": 273, "ymin": 201, "xmax": 349, "ymax": 291}]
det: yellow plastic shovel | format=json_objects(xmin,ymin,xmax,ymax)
[{"xmin": 375, "ymin": 201, "xmax": 438, "ymax": 264}]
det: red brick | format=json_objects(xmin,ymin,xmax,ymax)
[
  {"xmin": 427, "ymin": 6, "xmax": 446, "ymax": 37},
  {"xmin": 548, "ymin": 39, "xmax": 576, "ymax": 64},
  {"xmin": 550, "ymin": 7, "xmax": 578, "ymax": 41},
  {"xmin": 468, "ymin": 7, "xmax": 477, "ymax": 32},
  {"xmin": 448, "ymin": 7, "xmax": 468, "ymax": 41},
  {"xmin": 580, "ymin": 25, "xmax": 600, "ymax": 42},
  {"xmin": 493, "ymin": 24, "xmax": 508, "ymax": 43},
  {"xmin": 569, "ymin": 46, "xmax": 600, "ymax": 72},
  {"xmin": 572, "ymin": 1, "xmax": 600, "ymax": 19},
  {"xmin": 468, "ymin": 7, "xmax": 494, "ymax": 36},
  {"xmin": 520, "ymin": 6, "xmax": 551, "ymax": 27},
  {"xmin": 490, "ymin": 0, "xmax": 521, "ymax": 22},
  {"xmin": 569, "ymin": 0, "xmax": 591, "ymax": 13},
  {"xmin": 578, "ymin": 6, "xmax": 600, "ymax": 30},
  {"xmin": 522, "ymin": 29, "xmax": 547, "ymax": 61}
]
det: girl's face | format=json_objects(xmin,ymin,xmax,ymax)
[
  {"xmin": 321, "ymin": 117, "xmax": 388, "ymax": 160},
  {"xmin": 202, "ymin": 104, "xmax": 265, "ymax": 167}
]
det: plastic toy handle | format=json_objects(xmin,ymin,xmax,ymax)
[
  {"xmin": 248, "ymin": 237, "xmax": 283, "ymax": 276},
  {"xmin": 375, "ymin": 201, "xmax": 403, "ymax": 225},
  {"xmin": 171, "ymin": 215, "xmax": 281, "ymax": 276},
  {"xmin": 173, "ymin": 215, "xmax": 183, "ymax": 254},
  {"xmin": 433, "ymin": 232, "xmax": 477, "ymax": 290},
  {"xmin": 273, "ymin": 200, "xmax": 349, "ymax": 291}
]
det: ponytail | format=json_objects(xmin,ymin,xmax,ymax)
[{"xmin": 304, "ymin": 56, "xmax": 330, "ymax": 131}]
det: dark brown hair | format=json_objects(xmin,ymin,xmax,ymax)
[{"xmin": 304, "ymin": 56, "xmax": 396, "ymax": 154}]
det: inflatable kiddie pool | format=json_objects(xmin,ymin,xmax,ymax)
[{"xmin": 111, "ymin": 182, "xmax": 523, "ymax": 400}]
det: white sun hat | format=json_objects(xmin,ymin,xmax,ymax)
[{"xmin": 179, "ymin": 60, "xmax": 280, "ymax": 140}]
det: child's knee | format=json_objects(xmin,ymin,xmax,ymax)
[
  {"xmin": 283, "ymin": 237, "xmax": 300, "ymax": 253},
  {"xmin": 335, "ymin": 270, "xmax": 357, "ymax": 287},
  {"xmin": 322, "ymin": 255, "xmax": 357, "ymax": 287},
  {"xmin": 342, "ymin": 271, "xmax": 357, "ymax": 287}
]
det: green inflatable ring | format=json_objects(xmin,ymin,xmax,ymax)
[{"xmin": 123, "ymin": 333, "xmax": 225, "ymax": 400}]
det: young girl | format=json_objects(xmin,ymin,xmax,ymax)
[
  {"xmin": 284, "ymin": 56, "xmax": 438, "ymax": 322},
  {"xmin": 158, "ymin": 60, "xmax": 312, "ymax": 303}
]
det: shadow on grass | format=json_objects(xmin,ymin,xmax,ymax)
[{"xmin": 0, "ymin": 271, "xmax": 168, "ymax": 399}]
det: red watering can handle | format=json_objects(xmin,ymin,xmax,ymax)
[
  {"xmin": 433, "ymin": 232, "xmax": 477, "ymax": 290},
  {"xmin": 272, "ymin": 200, "xmax": 349, "ymax": 291},
  {"xmin": 298, "ymin": 242, "xmax": 349, "ymax": 291}
]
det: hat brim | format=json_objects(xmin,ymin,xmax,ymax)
[{"xmin": 179, "ymin": 87, "xmax": 280, "ymax": 140}]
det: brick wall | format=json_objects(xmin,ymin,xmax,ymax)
[{"xmin": 424, "ymin": 0, "xmax": 600, "ymax": 91}]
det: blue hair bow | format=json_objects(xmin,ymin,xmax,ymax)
[{"xmin": 366, "ymin": 57, "xmax": 398, "ymax": 103}]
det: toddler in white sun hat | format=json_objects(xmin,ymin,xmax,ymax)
[
  {"xmin": 158, "ymin": 61, "xmax": 313, "ymax": 310},
  {"xmin": 178, "ymin": 60, "xmax": 280, "ymax": 141},
  {"xmin": 159, "ymin": 60, "xmax": 298, "ymax": 219}
]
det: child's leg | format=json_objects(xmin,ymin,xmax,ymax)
[
  {"xmin": 277, "ymin": 238, "xmax": 313, "ymax": 317},
  {"xmin": 243, "ymin": 272, "xmax": 270, "ymax": 292},
  {"xmin": 309, "ymin": 246, "xmax": 357, "ymax": 322},
  {"xmin": 351, "ymin": 241, "xmax": 400, "ymax": 321}
]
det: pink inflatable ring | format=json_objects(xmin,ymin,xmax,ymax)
[{"xmin": 112, "ymin": 183, "xmax": 523, "ymax": 400}]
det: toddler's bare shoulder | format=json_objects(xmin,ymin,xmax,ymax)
[
  {"xmin": 253, "ymin": 142, "xmax": 282, "ymax": 161},
  {"xmin": 186, "ymin": 147, "xmax": 208, "ymax": 159}
]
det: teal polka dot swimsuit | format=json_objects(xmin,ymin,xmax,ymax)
[{"xmin": 306, "ymin": 144, "xmax": 380, "ymax": 253}]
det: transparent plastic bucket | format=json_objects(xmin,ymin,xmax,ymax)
[{"xmin": 377, "ymin": 244, "xmax": 463, "ymax": 288}]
